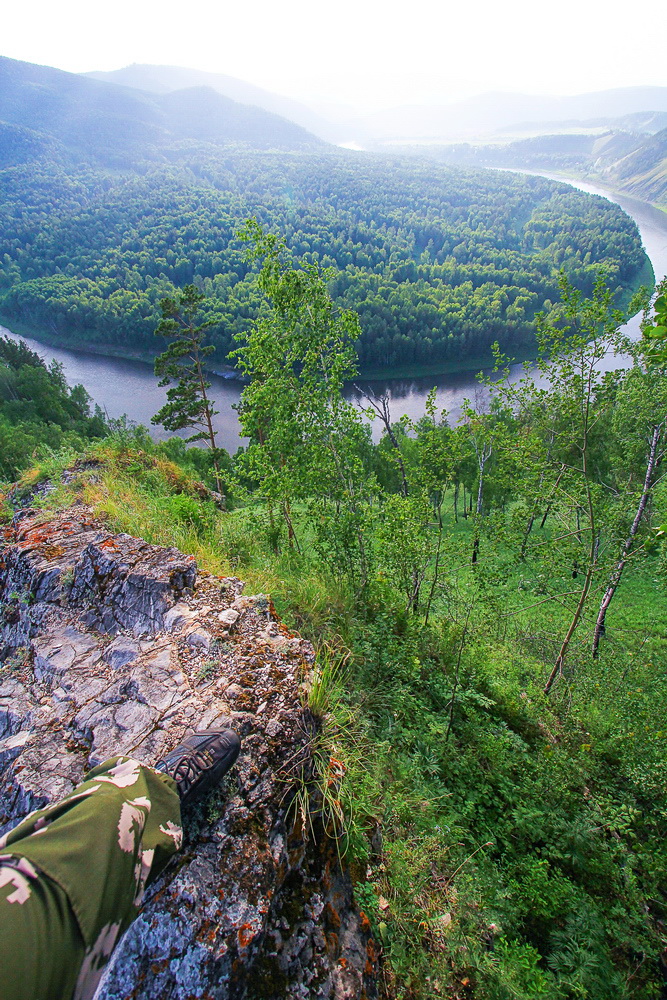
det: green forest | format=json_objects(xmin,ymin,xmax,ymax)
[
  {"xmin": 4, "ymin": 232, "xmax": 667, "ymax": 998},
  {"xmin": 0, "ymin": 150, "xmax": 651, "ymax": 373}
]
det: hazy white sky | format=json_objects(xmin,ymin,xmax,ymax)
[{"xmin": 3, "ymin": 0, "xmax": 666, "ymax": 110}]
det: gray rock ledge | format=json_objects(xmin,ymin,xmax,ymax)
[{"xmin": 0, "ymin": 505, "xmax": 377, "ymax": 999}]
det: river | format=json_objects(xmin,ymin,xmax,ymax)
[{"xmin": 2, "ymin": 173, "xmax": 667, "ymax": 452}]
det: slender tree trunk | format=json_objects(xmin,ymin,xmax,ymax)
[
  {"xmin": 267, "ymin": 502, "xmax": 278, "ymax": 552},
  {"xmin": 540, "ymin": 465, "xmax": 567, "ymax": 530},
  {"xmin": 425, "ymin": 504, "xmax": 443, "ymax": 625},
  {"xmin": 592, "ymin": 422, "xmax": 663, "ymax": 656},
  {"xmin": 476, "ymin": 460, "xmax": 487, "ymax": 515},
  {"xmin": 472, "ymin": 444, "xmax": 491, "ymax": 564},
  {"xmin": 281, "ymin": 500, "xmax": 301, "ymax": 553},
  {"xmin": 544, "ymin": 559, "xmax": 595, "ymax": 695},
  {"xmin": 194, "ymin": 348, "xmax": 225, "ymax": 502},
  {"xmin": 354, "ymin": 386, "xmax": 409, "ymax": 496},
  {"xmin": 453, "ymin": 482, "xmax": 459, "ymax": 523},
  {"xmin": 520, "ymin": 512, "xmax": 536, "ymax": 562},
  {"xmin": 544, "ymin": 435, "xmax": 596, "ymax": 695},
  {"xmin": 408, "ymin": 567, "xmax": 426, "ymax": 614}
]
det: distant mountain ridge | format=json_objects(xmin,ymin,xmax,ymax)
[
  {"xmin": 85, "ymin": 64, "xmax": 344, "ymax": 143},
  {"xmin": 360, "ymin": 88, "xmax": 667, "ymax": 142},
  {"xmin": 0, "ymin": 55, "xmax": 324, "ymax": 166},
  {"xmin": 81, "ymin": 66, "xmax": 667, "ymax": 162}
]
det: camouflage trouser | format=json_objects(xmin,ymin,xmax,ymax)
[{"xmin": 0, "ymin": 757, "xmax": 182, "ymax": 1000}]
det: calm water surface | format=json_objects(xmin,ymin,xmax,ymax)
[{"xmin": 3, "ymin": 173, "xmax": 667, "ymax": 451}]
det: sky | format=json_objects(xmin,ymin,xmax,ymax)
[{"xmin": 2, "ymin": 0, "xmax": 666, "ymax": 112}]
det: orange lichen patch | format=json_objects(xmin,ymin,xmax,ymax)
[
  {"xmin": 98, "ymin": 537, "xmax": 119, "ymax": 551},
  {"xmin": 325, "ymin": 931, "xmax": 339, "ymax": 957},
  {"xmin": 324, "ymin": 901, "xmax": 341, "ymax": 930},
  {"xmin": 17, "ymin": 522, "xmax": 53, "ymax": 545},
  {"xmin": 237, "ymin": 923, "xmax": 255, "ymax": 949},
  {"xmin": 16, "ymin": 516, "xmax": 93, "ymax": 550},
  {"xmin": 40, "ymin": 544, "xmax": 67, "ymax": 560},
  {"xmin": 359, "ymin": 910, "xmax": 372, "ymax": 933},
  {"xmin": 339, "ymin": 956, "xmax": 348, "ymax": 969}
]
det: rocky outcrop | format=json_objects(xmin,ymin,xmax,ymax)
[{"xmin": 0, "ymin": 505, "xmax": 377, "ymax": 999}]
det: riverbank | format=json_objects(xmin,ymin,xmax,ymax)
[
  {"xmin": 534, "ymin": 168, "xmax": 667, "ymax": 215},
  {"xmin": 0, "ymin": 248, "xmax": 654, "ymax": 386},
  {"xmin": 0, "ymin": 312, "xmax": 242, "ymax": 380},
  {"xmin": 0, "ymin": 309, "xmax": 537, "ymax": 383},
  {"xmin": 0, "ymin": 313, "xmax": 160, "ymax": 366}
]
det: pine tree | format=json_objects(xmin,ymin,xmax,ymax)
[{"xmin": 152, "ymin": 285, "xmax": 225, "ymax": 500}]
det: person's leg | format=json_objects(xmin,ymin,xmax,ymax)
[
  {"xmin": 0, "ymin": 756, "xmax": 182, "ymax": 1000},
  {"xmin": 0, "ymin": 729, "xmax": 240, "ymax": 1000},
  {"xmin": 0, "ymin": 858, "xmax": 86, "ymax": 1000}
]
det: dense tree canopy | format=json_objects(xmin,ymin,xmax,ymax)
[
  {"xmin": 0, "ymin": 336, "xmax": 107, "ymax": 479},
  {"xmin": 0, "ymin": 151, "xmax": 649, "ymax": 372}
]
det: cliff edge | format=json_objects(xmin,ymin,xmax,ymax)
[{"xmin": 0, "ymin": 502, "xmax": 377, "ymax": 999}]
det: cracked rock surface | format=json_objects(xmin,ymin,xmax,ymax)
[{"xmin": 0, "ymin": 505, "xmax": 377, "ymax": 999}]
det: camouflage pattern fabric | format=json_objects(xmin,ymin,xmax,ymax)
[{"xmin": 0, "ymin": 757, "xmax": 182, "ymax": 1000}]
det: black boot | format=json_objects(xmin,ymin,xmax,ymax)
[{"xmin": 155, "ymin": 729, "xmax": 241, "ymax": 806}]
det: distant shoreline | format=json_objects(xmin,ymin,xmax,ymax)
[{"xmin": 0, "ymin": 311, "xmax": 508, "ymax": 382}]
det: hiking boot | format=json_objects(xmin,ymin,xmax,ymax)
[{"xmin": 155, "ymin": 729, "xmax": 241, "ymax": 806}]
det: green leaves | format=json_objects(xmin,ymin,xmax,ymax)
[
  {"xmin": 152, "ymin": 285, "xmax": 225, "ymax": 495},
  {"xmin": 641, "ymin": 282, "xmax": 667, "ymax": 365}
]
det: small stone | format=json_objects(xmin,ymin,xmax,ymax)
[
  {"xmin": 164, "ymin": 604, "xmax": 197, "ymax": 631},
  {"xmin": 218, "ymin": 609, "xmax": 240, "ymax": 627},
  {"xmin": 231, "ymin": 597, "xmax": 253, "ymax": 611},
  {"xmin": 186, "ymin": 629, "xmax": 211, "ymax": 651},
  {"xmin": 265, "ymin": 718, "xmax": 281, "ymax": 737},
  {"xmin": 1, "ymin": 730, "xmax": 32, "ymax": 752},
  {"xmin": 224, "ymin": 683, "xmax": 243, "ymax": 701}
]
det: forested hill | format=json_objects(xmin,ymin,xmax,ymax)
[
  {"xmin": 402, "ymin": 128, "xmax": 667, "ymax": 210},
  {"xmin": 0, "ymin": 55, "xmax": 322, "ymax": 164},
  {"xmin": 0, "ymin": 55, "xmax": 652, "ymax": 374}
]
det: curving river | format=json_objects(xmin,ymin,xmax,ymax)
[{"xmin": 2, "ymin": 173, "xmax": 667, "ymax": 452}]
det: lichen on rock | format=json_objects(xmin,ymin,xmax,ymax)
[{"xmin": 0, "ymin": 504, "xmax": 377, "ymax": 999}]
